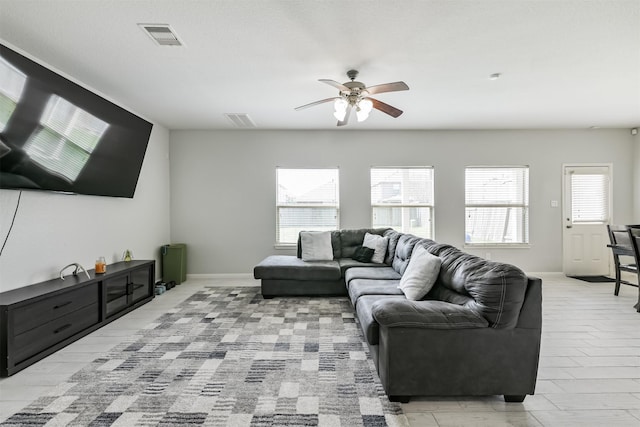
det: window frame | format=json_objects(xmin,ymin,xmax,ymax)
[
  {"xmin": 370, "ymin": 166, "xmax": 435, "ymax": 239},
  {"xmin": 464, "ymin": 165, "xmax": 530, "ymax": 248},
  {"xmin": 275, "ymin": 167, "xmax": 340, "ymax": 247}
]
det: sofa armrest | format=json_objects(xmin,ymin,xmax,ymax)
[
  {"xmin": 371, "ymin": 299, "xmax": 489, "ymax": 330},
  {"xmin": 515, "ymin": 276, "xmax": 543, "ymax": 329}
]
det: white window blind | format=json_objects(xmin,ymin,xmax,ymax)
[
  {"xmin": 371, "ymin": 167, "xmax": 434, "ymax": 238},
  {"xmin": 0, "ymin": 56, "xmax": 27, "ymax": 132},
  {"xmin": 465, "ymin": 166, "xmax": 529, "ymax": 245},
  {"xmin": 570, "ymin": 169, "xmax": 609, "ymax": 223},
  {"xmin": 276, "ymin": 168, "xmax": 339, "ymax": 244},
  {"xmin": 24, "ymin": 95, "xmax": 108, "ymax": 182}
]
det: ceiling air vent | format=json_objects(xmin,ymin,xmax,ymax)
[
  {"xmin": 225, "ymin": 113, "xmax": 256, "ymax": 128},
  {"xmin": 139, "ymin": 24, "xmax": 183, "ymax": 46}
]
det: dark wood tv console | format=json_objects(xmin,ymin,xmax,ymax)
[{"xmin": 0, "ymin": 260, "xmax": 155, "ymax": 377}]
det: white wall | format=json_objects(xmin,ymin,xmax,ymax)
[
  {"xmin": 169, "ymin": 129, "xmax": 635, "ymax": 275},
  {"xmin": 0, "ymin": 125, "xmax": 171, "ymax": 292},
  {"xmin": 634, "ymin": 130, "xmax": 640, "ymax": 221}
]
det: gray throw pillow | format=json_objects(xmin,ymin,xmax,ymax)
[
  {"xmin": 300, "ymin": 231, "xmax": 334, "ymax": 261},
  {"xmin": 398, "ymin": 244, "xmax": 441, "ymax": 300}
]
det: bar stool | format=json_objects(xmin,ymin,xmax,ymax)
[
  {"xmin": 625, "ymin": 226, "xmax": 640, "ymax": 312},
  {"xmin": 606, "ymin": 225, "xmax": 639, "ymax": 298}
]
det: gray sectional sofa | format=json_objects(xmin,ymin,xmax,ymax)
[{"xmin": 253, "ymin": 228, "xmax": 542, "ymax": 403}]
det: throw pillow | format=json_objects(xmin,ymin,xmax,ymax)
[
  {"xmin": 398, "ymin": 244, "xmax": 441, "ymax": 300},
  {"xmin": 363, "ymin": 232, "xmax": 389, "ymax": 264},
  {"xmin": 352, "ymin": 246, "xmax": 375, "ymax": 263},
  {"xmin": 300, "ymin": 231, "xmax": 334, "ymax": 261}
]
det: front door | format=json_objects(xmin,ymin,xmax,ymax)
[{"xmin": 562, "ymin": 164, "xmax": 612, "ymax": 276}]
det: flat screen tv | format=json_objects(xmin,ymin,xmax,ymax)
[{"xmin": 0, "ymin": 43, "xmax": 153, "ymax": 198}]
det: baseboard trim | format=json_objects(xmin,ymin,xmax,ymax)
[{"xmin": 186, "ymin": 273, "xmax": 255, "ymax": 280}]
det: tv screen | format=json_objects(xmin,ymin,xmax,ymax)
[{"xmin": 0, "ymin": 44, "xmax": 153, "ymax": 198}]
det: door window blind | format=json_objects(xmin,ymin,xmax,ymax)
[{"xmin": 570, "ymin": 169, "xmax": 609, "ymax": 223}]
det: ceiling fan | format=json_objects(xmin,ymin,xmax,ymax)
[{"xmin": 295, "ymin": 69, "xmax": 409, "ymax": 126}]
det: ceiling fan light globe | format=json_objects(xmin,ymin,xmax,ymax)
[
  {"xmin": 334, "ymin": 110, "xmax": 347, "ymax": 121},
  {"xmin": 359, "ymin": 98, "xmax": 373, "ymax": 114},
  {"xmin": 356, "ymin": 110, "xmax": 370, "ymax": 122},
  {"xmin": 334, "ymin": 98, "xmax": 348, "ymax": 112}
]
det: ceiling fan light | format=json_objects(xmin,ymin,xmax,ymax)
[
  {"xmin": 359, "ymin": 98, "xmax": 373, "ymax": 113},
  {"xmin": 334, "ymin": 110, "xmax": 347, "ymax": 121},
  {"xmin": 334, "ymin": 98, "xmax": 348, "ymax": 112},
  {"xmin": 356, "ymin": 109, "xmax": 369, "ymax": 122}
]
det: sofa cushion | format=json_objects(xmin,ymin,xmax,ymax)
[
  {"xmin": 300, "ymin": 231, "xmax": 333, "ymax": 261},
  {"xmin": 348, "ymin": 279, "xmax": 404, "ymax": 305},
  {"xmin": 338, "ymin": 258, "xmax": 388, "ymax": 275},
  {"xmin": 371, "ymin": 299, "xmax": 489, "ymax": 329},
  {"xmin": 398, "ymin": 244, "xmax": 441, "ymax": 300},
  {"xmin": 356, "ymin": 295, "xmax": 406, "ymax": 345},
  {"xmin": 344, "ymin": 266, "xmax": 401, "ymax": 286},
  {"xmin": 253, "ymin": 255, "xmax": 341, "ymax": 281},
  {"xmin": 363, "ymin": 232, "xmax": 389, "ymax": 263},
  {"xmin": 425, "ymin": 243, "xmax": 527, "ymax": 329},
  {"xmin": 339, "ymin": 228, "xmax": 388, "ymax": 259},
  {"xmin": 383, "ymin": 229, "xmax": 402, "ymax": 265},
  {"xmin": 391, "ymin": 234, "xmax": 422, "ymax": 275}
]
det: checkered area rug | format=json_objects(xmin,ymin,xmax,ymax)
[{"xmin": 2, "ymin": 287, "xmax": 408, "ymax": 426}]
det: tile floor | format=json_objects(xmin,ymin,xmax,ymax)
[{"xmin": 0, "ymin": 273, "xmax": 638, "ymax": 426}]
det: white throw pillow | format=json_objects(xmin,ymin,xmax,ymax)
[
  {"xmin": 398, "ymin": 245, "xmax": 441, "ymax": 300},
  {"xmin": 363, "ymin": 232, "xmax": 389, "ymax": 264},
  {"xmin": 300, "ymin": 231, "xmax": 334, "ymax": 261}
]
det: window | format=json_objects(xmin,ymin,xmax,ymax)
[
  {"xmin": 276, "ymin": 168, "xmax": 339, "ymax": 244},
  {"xmin": 465, "ymin": 166, "xmax": 529, "ymax": 245},
  {"xmin": 24, "ymin": 95, "xmax": 109, "ymax": 182},
  {"xmin": 371, "ymin": 167, "xmax": 434, "ymax": 238},
  {"xmin": 568, "ymin": 167, "xmax": 609, "ymax": 224}
]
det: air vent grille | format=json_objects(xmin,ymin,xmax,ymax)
[
  {"xmin": 139, "ymin": 24, "xmax": 183, "ymax": 46},
  {"xmin": 225, "ymin": 113, "xmax": 256, "ymax": 128}
]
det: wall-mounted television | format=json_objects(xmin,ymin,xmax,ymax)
[{"xmin": 0, "ymin": 43, "xmax": 153, "ymax": 198}]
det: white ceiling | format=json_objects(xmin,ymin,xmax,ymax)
[{"xmin": 1, "ymin": 0, "xmax": 639, "ymax": 130}]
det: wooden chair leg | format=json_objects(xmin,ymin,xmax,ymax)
[{"xmin": 614, "ymin": 259, "xmax": 622, "ymax": 296}]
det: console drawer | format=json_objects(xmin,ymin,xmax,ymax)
[
  {"xmin": 12, "ymin": 303, "xmax": 100, "ymax": 364},
  {"xmin": 12, "ymin": 285, "xmax": 98, "ymax": 335}
]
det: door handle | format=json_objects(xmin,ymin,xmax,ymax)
[{"xmin": 566, "ymin": 225, "xmax": 572, "ymax": 228}]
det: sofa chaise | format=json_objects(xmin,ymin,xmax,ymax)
[{"xmin": 253, "ymin": 228, "xmax": 542, "ymax": 403}]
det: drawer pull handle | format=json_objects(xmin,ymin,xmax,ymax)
[
  {"xmin": 53, "ymin": 301, "xmax": 72, "ymax": 310},
  {"xmin": 54, "ymin": 324, "xmax": 72, "ymax": 334}
]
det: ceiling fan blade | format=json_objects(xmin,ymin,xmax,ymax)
[
  {"xmin": 319, "ymin": 79, "xmax": 350, "ymax": 91},
  {"xmin": 337, "ymin": 104, "xmax": 352, "ymax": 126},
  {"xmin": 294, "ymin": 97, "xmax": 340, "ymax": 111},
  {"xmin": 369, "ymin": 97, "xmax": 403, "ymax": 118},
  {"xmin": 366, "ymin": 81, "xmax": 409, "ymax": 95}
]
